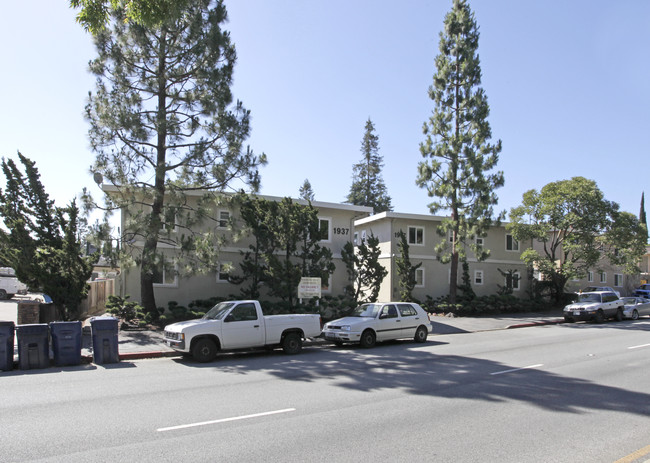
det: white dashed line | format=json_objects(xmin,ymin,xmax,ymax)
[
  {"xmin": 157, "ymin": 408, "xmax": 296, "ymax": 432},
  {"xmin": 490, "ymin": 364, "xmax": 544, "ymax": 376}
]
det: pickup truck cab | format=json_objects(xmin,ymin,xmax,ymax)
[
  {"xmin": 563, "ymin": 291, "xmax": 624, "ymax": 323},
  {"xmin": 163, "ymin": 300, "xmax": 322, "ymax": 362}
]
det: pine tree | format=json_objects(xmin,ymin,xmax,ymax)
[
  {"xmin": 346, "ymin": 118, "xmax": 392, "ymax": 213},
  {"xmin": 299, "ymin": 179, "xmax": 315, "ymax": 201},
  {"xmin": 341, "ymin": 233, "xmax": 388, "ymax": 303},
  {"xmin": 417, "ymin": 0, "xmax": 504, "ymax": 304},
  {"xmin": 0, "ymin": 153, "xmax": 95, "ymax": 319},
  {"xmin": 84, "ymin": 0, "xmax": 265, "ymax": 314},
  {"xmin": 640, "ymin": 192, "xmax": 648, "ymax": 242},
  {"xmin": 395, "ymin": 230, "xmax": 422, "ymax": 302}
]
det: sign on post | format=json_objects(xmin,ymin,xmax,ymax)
[{"xmin": 298, "ymin": 277, "xmax": 321, "ymax": 300}]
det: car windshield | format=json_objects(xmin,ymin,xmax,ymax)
[
  {"xmin": 350, "ymin": 304, "xmax": 381, "ymax": 317},
  {"xmin": 622, "ymin": 297, "xmax": 637, "ymax": 304},
  {"xmin": 578, "ymin": 293, "xmax": 602, "ymax": 303},
  {"xmin": 202, "ymin": 302, "xmax": 236, "ymax": 320}
]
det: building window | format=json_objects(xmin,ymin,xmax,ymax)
[
  {"xmin": 217, "ymin": 210, "xmax": 230, "ymax": 229},
  {"xmin": 506, "ymin": 234, "xmax": 519, "ymax": 251},
  {"xmin": 152, "ymin": 258, "xmax": 177, "ymax": 287},
  {"xmin": 319, "ymin": 218, "xmax": 331, "ymax": 242},
  {"xmin": 476, "ymin": 237, "xmax": 484, "ymax": 247},
  {"xmin": 415, "ymin": 268, "xmax": 425, "ymax": 288},
  {"xmin": 599, "ymin": 272, "xmax": 607, "ymax": 283},
  {"xmin": 321, "ymin": 276, "xmax": 331, "ymax": 293},
  {"xmin": 448, "ymin": 230, "xmax": 454, "ymax": 243},
  {"xmin": 588, "ymin": 271, "xmax": 594, "ymax": 283},
  {"xmin": 474, "ymin": 270, "xmax": 484, "ymax": 285},
  {"xmin": 353, "ymin": 231, "xmax": 359, "ymax": 246},
  {"xmin": 408, "ymin": 226, "xmax": 424, "ymax": 246},
  {"xmin": 216, "ymin": 262, "xmax": 232, "ymax": 283},
  {"xmin": 508, "ymin": 272, "xmax": 521, "ymax": 291},
  {"xmin": 614, "ymin": 274, "xmax": 623, "ymax": 287}
]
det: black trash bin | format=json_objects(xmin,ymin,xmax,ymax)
[
  {"xmin": 16, "ymin": 323, "xmax": 50, "ymax": 370},
  {"xmin": 50, "ymin": 321, "xmax": 82, "ymax": 366},
  {"xmin": 90, "ymin": 316, "xmax": 119, "ymax": 364},
  {"xmin": 0, "ymin": 321, "xmax": 15, "ymax": 371}
]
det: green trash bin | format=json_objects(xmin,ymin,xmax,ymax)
[
  {"xmin": 90, "ymin": 316, "xmax": 119, "ymax": 364},
  {"xmin": 16, "ymin": 323, "xmax": 50, "ymax": 370},
  {"xmin": 0, "ymin": 321, "xmax": 15, "ymax": 371},
  {"xmin": 50, "ymin": 321, "xmax": 82, "ymax": 366}
]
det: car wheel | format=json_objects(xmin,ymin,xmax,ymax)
[
  {"xmin": 0, "ymin": 289, "xmax": 6, "ymax": 300},
  {"xmin": 563, "ymin": 317, "xmax": 574, "ymax": 323},
  {"xmin": 334, "ymin": 341, "xmax": 344, "ymax": 347},
  {"xmin": 632, "ymin": 309, "xmax": 639, "ymax": 320},
  {"xmin": 192, "ymin": 338, "xmax": 218, "ymax": 363},
  {"xmin": 615, "ymin": 308, "xmax": 624, "ymax": 322},
  {"xmin": 594, "ymin": 310, "xmax": 605, "ymax": 324},
  {"xmin": 282, "ymin": 333, "xmax": 302, "ymax": 355},
  {"xmin": 414, "ymin": 326, "xmax": 428, "ymax": 343},
  {"xmin": 359, "ymin": 329, "xmax": 376, "ymax": 348}
]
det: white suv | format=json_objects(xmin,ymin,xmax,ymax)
[{"xmin": 563, "ymin": 291, "xmax": 624, "ymax": 323}]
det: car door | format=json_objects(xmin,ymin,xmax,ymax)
[
  {"xmin": 375, "ymin": 304, "xmax": 402, "ymax": 341},
  {"xmin": 220, "ymin": 302, "xmax": 265, "ymax": 349},
  {"xmin": 397, "ymin": 304, "xmax": 420, "ymax": 338}
]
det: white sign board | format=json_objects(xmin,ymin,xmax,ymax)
[{"xmin": 298, "ymin": 277, "xmax": 321, "ymax": 299}]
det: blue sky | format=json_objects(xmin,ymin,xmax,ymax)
[{"xmin": 1, "ymin": 1, "xmax": 649, "ymax": 222}]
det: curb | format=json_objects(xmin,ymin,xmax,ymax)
[
  {"xmin": 505, "ymin": 319, "xmax": 565, "ymax": 329},
  {"xmin": 80, "ymin": 351, "xmax": 181, "ymax": 363}
]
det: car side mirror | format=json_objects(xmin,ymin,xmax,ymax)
[{"xmin": 224, "ymin": 314, "xmax": 234, "ymax": 322}]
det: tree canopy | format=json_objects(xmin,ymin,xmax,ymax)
[
  {"xmin": 346, "ymin": 118, "xmax": 392, "ymax": 214},
  {"xmin": 70, "ymin": 0, "xmax": 189, "ymax": 34},
  {"xmin": 417, "ymin": 0, "xmax": 504, "ymax": 304},
  {"xmin": 0, "ymin": 153, "xmax": 96, "ymax": 320},
  {"xmin": 84, "ymin": 0, "xmax": 265, "ymax": 314},
  {"xmin": 508, "ymin": 177, "xmax": 646, "ymax": 302}
]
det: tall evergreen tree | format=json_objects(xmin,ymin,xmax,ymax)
[
  {"xmin": 640, "ymin": 192, "xmax": 648, "ymax": 242},
  {"xmin": 395, "ymin": 230, "xmax": 422, "ymax": 302},
  {"xmin": 84, "ymin": 0, "xmax": 265, "ymax": 314},
  {"xmin": 417, "ymin": 0, "xmax": 504, "ymax": 304},
  {"xmin": 299, "ymin": 179, "xmax": 315, "ymax": 201},
  {"xmin": 346, "ymin": 118, "xmax": 392, "ymax": 213},
  {"xmin": 341, "ymin": 233, "xmax": 387, "ymax": 303},
  {"xmin": 0, "ymin": 153, "xmax": 95, "ymax": 319}
]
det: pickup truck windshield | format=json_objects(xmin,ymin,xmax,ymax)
[
  {"xmin": 203, "ymin": 302, "xmax": 236, "ymax": 320},
  {"xmin": 350, "ymin": 304, "xmax": 381, "ymax": 317}
]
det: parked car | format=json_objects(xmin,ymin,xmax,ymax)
[
  {"xmin": 322, "ymin": 302, "xmax": 431, "ymax": 348},
  {"xmin": 0, "ymin": 267, "xmax": 28, "ymax": 300},
  {"xmin": 563, "ymin": 291, "xmax": 624, "ymax": 323},
  {"xmin": 581, "ymin": 286, "xmax": 621, "ymax": 298},
  {"xmin": 632, "ymin": 284, "xmax": 650, "ymax": 298},
  {"xmin": 621, "ymin": 296, "xmax": 650, "ymax": 320},
  {"xmin": 163, "ymin": 300, "xmax": 322, "ymax": 362}
]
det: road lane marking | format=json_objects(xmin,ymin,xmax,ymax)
[
  {"xmin": 490, "ymin": 364, "xmax": 543, "ymax": 376},
  {"xmin": 614, "ymin": 444, "xmax": 650, "ymax": 463},
  {"xmin": 157, "ymin": 408, "xmax": 296, "ymax": 432},
  {"xmin": 628, "ymin": 343, "xmax": 650, "ymax": 350}
]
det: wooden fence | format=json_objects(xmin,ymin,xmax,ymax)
[{"xmin": 79, "ymin": 279, "xmax": 116, "ymax": 319}]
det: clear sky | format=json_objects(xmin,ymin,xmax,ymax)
[{"xmin": 1, "ymin": 1, "xmax": 649, "ymax": 223}]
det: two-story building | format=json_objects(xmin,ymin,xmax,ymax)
[{"xmin": 353, "ymin": 212, "xmax": 531, "ymax": 301}]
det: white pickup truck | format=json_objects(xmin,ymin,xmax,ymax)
[
  {"xmin": 0, "ymin": 267, "xmax": 28, "ymax": 300},
  {"xmin": 163, "ymin": 300, "xmax": 322, "ymax": 362}
]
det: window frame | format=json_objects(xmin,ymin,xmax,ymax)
[
  {"xmin": 408, "ymin": 225, "xmax": 425, "ymax": 246},
  {"xmin": 318, "ymin": 217, "xmax": 332, "ymax": 243},
  {"xmin": 152, "ymin": 257, "xmax": 178, "ymax": 287},
  {"xmin": 614, "ymin": 273, "xmax": 623, "ymax": 287},
  {"xmin": 217, "ymin": 209, "xmax": 231, "ymax": 229},
  {"xmin": 474, "ymin": 270, "xmax": 484, "ymax": 285},
  {"xmin": 216, "ymin": 261, "xmax": 232, "ymax": 283},
  {"xmin": 415, "ymin": 268, "xmax": 425, "ymax": 288},
  {"xmin": 599, "ymin": 272, "xmax": 607, "ymax": 284},
  {"xmin": 505, "ymin": 234, "xmax": 519, "ymax": 252}
]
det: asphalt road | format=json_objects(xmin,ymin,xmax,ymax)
[{"xmin": 2, "ymin": 320, "xmax": 650, "ymax": 462}]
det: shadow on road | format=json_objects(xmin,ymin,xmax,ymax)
[{"xmin": 173, "ymin": 338, "xmax": 650, "ymax": 419}]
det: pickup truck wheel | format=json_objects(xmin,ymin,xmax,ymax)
[
  {"xmin": 192, "ymin": 338, "xmax": 218, "ymax": 363},
  {"xmin": 594, "ymin": 310, "xmax": 605, "ymax": 324},
  {"xmin": 282, "ymin": 333, "xmax": 302, "ymax": 355},
  {"xmin": 632, "ymin": 309, "xmax": 639, "ymax": 320},
  {"xmin": 615, "ymin": 308, "xmax": 624, "ymax": 322},
  {"xmin": 359, "ymin": 330, "xmax": 376, "ymax": 348},
  {"xmin": 0, "ymin": 289, "xmax": 6, "ymax": 300},
  {"xmin": 414, "ymin": 326, "xmax": 428, "ymax": 343}
]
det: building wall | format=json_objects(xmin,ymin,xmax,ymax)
[
  {"xmin": 354, "ymin": 212, "xmax": 531, "ymax": 302},
  {"xmin": 118, "ymin": 194, "xmax": 372, "ymax": 308}
]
